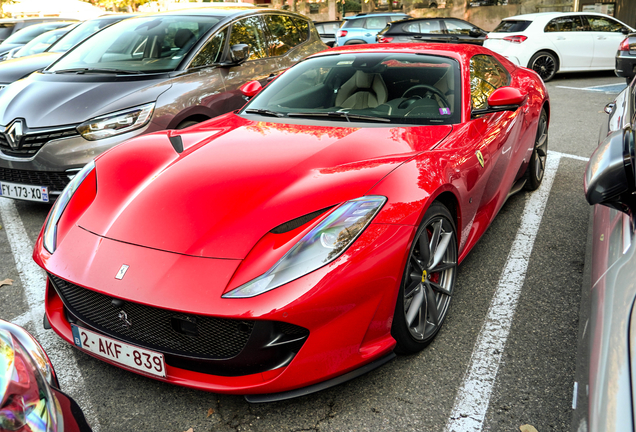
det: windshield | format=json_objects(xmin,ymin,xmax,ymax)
[
  {"xmin": 493, "ymin": 20, "xmax": 532, "ymax": 33},
  {"xmin": 14, "ymin": 26, "xmax": 74, "ymax": 57},
  {"xmin": 48, "ymin": 17, "xmax": 129, "ymax": 54},
  {"xmin": 242, "ymin": 52, "xmax": 461, "ymax": 125},
  {"xmin": 0, "ymin": 24, "xmax": 15, "ymax": 41},
  {"xmin": 3, "ymin": 22, "xmax": 73, "ymax": 45},
  {"xmin": 49, "ymin": 15, "xmax": 221, "ymax": 74}
]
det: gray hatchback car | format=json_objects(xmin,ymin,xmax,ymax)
[{"xmin": 0, "ymin": 8, "xmax": 326, "ymax": 202}]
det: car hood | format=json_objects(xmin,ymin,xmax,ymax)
[
  {"xmin": 0, "ymin": 52, "xmax": 61, "ymax": 84},
  {"xmin": 0, "ymin": 72, "xmax": 171, "ymax": 127},
  {"xmin": 78, "ymin": 114, "xmax": 452, "ymax": 259}
]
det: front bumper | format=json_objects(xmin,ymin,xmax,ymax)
[
  {"xmin": 36, "ymin": 222, "xmax": 413, "ymax": 396},
  {"xmin": 0, "ymin": 123, "xmax": 153, "ymax": 199}
]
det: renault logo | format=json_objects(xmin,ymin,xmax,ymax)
[{"xmin": 5, "ymin": 119, "xmax": 24, "ymax": 150}]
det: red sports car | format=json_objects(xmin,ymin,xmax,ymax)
[{"xmin": 33, "ymin": 43, "xmax": 549, "ymax": 402}]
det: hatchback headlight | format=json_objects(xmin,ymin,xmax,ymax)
[
  {"xmin": 43, "ymin": 160, "xmax": 95, "ymax": 253},
  {"xmin": 223, "ymin": 196, "xmax": 386, "ymax": 298},
  {"xmin": 77, "ymin": 103, "xmax": 154, "ymax": 141}
]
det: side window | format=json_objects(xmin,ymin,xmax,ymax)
[
  {"xmin": 420, "ymin": 20, "xmax": 442, "ymax": 34},
  {"xmin": 470, "ymin": 54, "xmax": 510, "ymax": 110},
  {"xmin": 586, "ymin": 16, "xmax": 624, "ymax": 32},
  {"xmin": 403, "ymin": 22, "xmax": 420, "ymax": 33},
  {"xmin": 365, "ymin": 17, "xmax": 388, "ymax": 30},
  {"xmin": 445, "ymin": 19, "xmax": 474, "ymax": 35},
  {"xmin": 264, "ymin": 15, "xmax": 303, "ymax": 56},
  {"xmin": 292, "ymin": 17, "xmax": 310, "ymax": 43},
  {"xmin": 189, "ymin": 28, "xmax": 227, "ymax": 68},
  {"xmin": 544, "ymin": 16, "xmax": 585, "ymax": 32},
  {"xmin": 229, "ymin": 16, "xmax": 268, "ymax": 60}
]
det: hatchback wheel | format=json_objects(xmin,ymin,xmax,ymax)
[
  {"xmin": 391, "ymin": 202, "xmax": 457, "ymax": 353},
  {"xmin": 528, "ymin": 51, "xmax": 558, "ymax": 82}
]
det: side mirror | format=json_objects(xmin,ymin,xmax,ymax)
[
  {"xmin": 469, "ymin": 28, "xmax": 484, "ymax": 37},
  {"xmin": 228, "ymin": 44, "xmax": 250, "ymax": 65},
  {"xmin": 584, "ymin": 129, "xmax": 636, "ymax": 213},
  {"xmin": 472, "ymin": 86, "xmax": 527, "ymax": 117},
  {"xmin": 239, "ymin": 80, "xmax": 262, "ymax": 98},
  {"xmin": 487, "ymin": 86, "xmax": 527, "ymax": 107},
  {"xmin": 622, "ymin": 27, "xmax": 630, "ymax": 35}
]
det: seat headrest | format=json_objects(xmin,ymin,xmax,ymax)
[
  {"xmin": 353, "ymin": 70, "xmax": 374, "ymax": 89},
  {"xmin": 175, "ymin": 29, "xmax": 195, "ymax": 49}
]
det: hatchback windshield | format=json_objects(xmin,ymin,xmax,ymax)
[
  {"xmin": 242, "ymin": 52, "xmax": 461, "ymax": 125},
  {"xmin": 49, "ymin": 15, "xmax": 221, "ymax": 74}
]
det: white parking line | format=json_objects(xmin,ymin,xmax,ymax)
[
  {"xmin": 445, "ymin": 152, "xmax": 563, "ymax": 431},
  {"xmin": 0, "ymin": 199, "xmax": 101, "ymax": 431}
]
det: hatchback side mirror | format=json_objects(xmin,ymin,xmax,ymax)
[
  {"xmin": 227, "ymin": 44, "xmax": 250, "ymax": 66},
  {"xmin": 469, "ymin": 28, "xmax": 484, "ymax": 37},
  {"xmin": 622, "ymin": 27, "xmax": 630, "ymax": 35},
  {"xmin": 584, "ymin": 129, "xmax": 636, "ymax": 213}
]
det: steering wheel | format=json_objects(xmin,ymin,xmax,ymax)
[{"xmin": 402, "ymin": 85, "xmax": 450, "ymax": 108}]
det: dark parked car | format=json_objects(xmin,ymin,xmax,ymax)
[
  {"xmin": 313, "ymin": 20, "xmax": 340, "ymax": 47},
  {"xmin": 0, "ymin": 20, "xmax": 78, "ymax": 58},
  {"xmin": 0, "ymin": 14, "xmax": 137, "ymax": 91},
  {"xmin": 0, "ymin": 17, "xmax": 77, "ymax": 43},
  {"xmin": 377, "ymin": 17, "xmax": 487, "ymax": 45},
  {"xmin": 577, "ymin": 77, "xmax": 636, "ymax": 431},
  {"xmin": 2, "ymin": 24, "xmax": 78, "ymax": 61},
  {"xmin": 616, "ymin": 32, "xmax": 636, "ymax": 84},
  {"xmin": 0, "ymin": 8, "xmax": 326, "ymax": 203},
  {"xmin": 0, "ymin": 319, "xmax": 91, "ymax": 431}
]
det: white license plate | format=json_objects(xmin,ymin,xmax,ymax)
[
  {"xmin": 0, "ymin": 181, "xmax": 48, "ymax": 202},
  {"xmin": 71, "ymin": 324, "xmax": 166, "ymax": 378}
]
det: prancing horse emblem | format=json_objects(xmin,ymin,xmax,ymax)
[
  {"xmin": 476, "ymin": 150, "xmax": 484, "ymax": 168},
  {"xmin": 115, "ymin": 264, "xmax": 129, "ymax": 280},
  {"xmin": 118, "ymin": 310, "xmax": 132, "ymax": 328}
]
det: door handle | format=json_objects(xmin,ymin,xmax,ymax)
[
  {"xmin": 556, "ymin": 36, "xmax": 565, "ymax": 40},
  {"xmin": 597, "ymin": 36, "xmax": 607, "ymax": 40},
  {"xmin": 365, "ymin": 33, "xmax": 372, "ymax": 37}
]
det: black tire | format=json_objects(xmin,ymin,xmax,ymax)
[
  {"xmin": 528, "ymin": 51, "xmax": 558, "ymax": 82},
  {"xmin": 391, "ymin": 202, "xmax": 457, "ymax": 354},
  {"xmin": 523, "ymin": 108, "xmax": 548, "ymax": 191},
  {"xmin": 176, "ymin": 120, "xmax": 199, "ymax": 130}
]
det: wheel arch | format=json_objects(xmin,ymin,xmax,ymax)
[{"xmin": 529, "ymin": 49, "xmax": 561, "ymax": 72}]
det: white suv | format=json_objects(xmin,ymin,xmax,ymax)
[{"xmin": 484, "ymin": 12, "xmax": 633, "ymax": 82}]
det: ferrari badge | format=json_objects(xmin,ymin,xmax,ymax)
[{"xmin": 476, "ymin": 150, "xmax": 484, "ymax": 168}]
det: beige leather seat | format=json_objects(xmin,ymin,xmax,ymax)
[{"xmin": 335, "ymin": 71, "xmax": 388, "ymax": 110}]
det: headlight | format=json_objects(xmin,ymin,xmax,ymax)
[
  {"xmin": 223, "ymin": 196, "xmax": 386, "ymax": 298},
  {"xmin": 77, "ymin": 102, "xmax": 154, "ymax": 141},
  {"xmin": 0, "ymin": 327, "xmax": 58, "ymax": 432},
  {"xmin": 43, "ymin": 160, "xmax": 95, "ymax": 254}
]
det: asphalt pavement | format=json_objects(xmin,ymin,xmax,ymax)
[{"xmin": 0, "ymin": 70, "xmax": 623, "ymax": 432}]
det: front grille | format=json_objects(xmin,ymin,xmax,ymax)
[
  {"xmin": 0, "ymin": 127, "xmax": 79, "ymax": 158},
  {"xmin": 49, "ymin": 274, "xmax": 255, "ymax": 360},
  {"xmin": 0, "ymin": 167, "xmax": 69, "ymax": 192}
]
